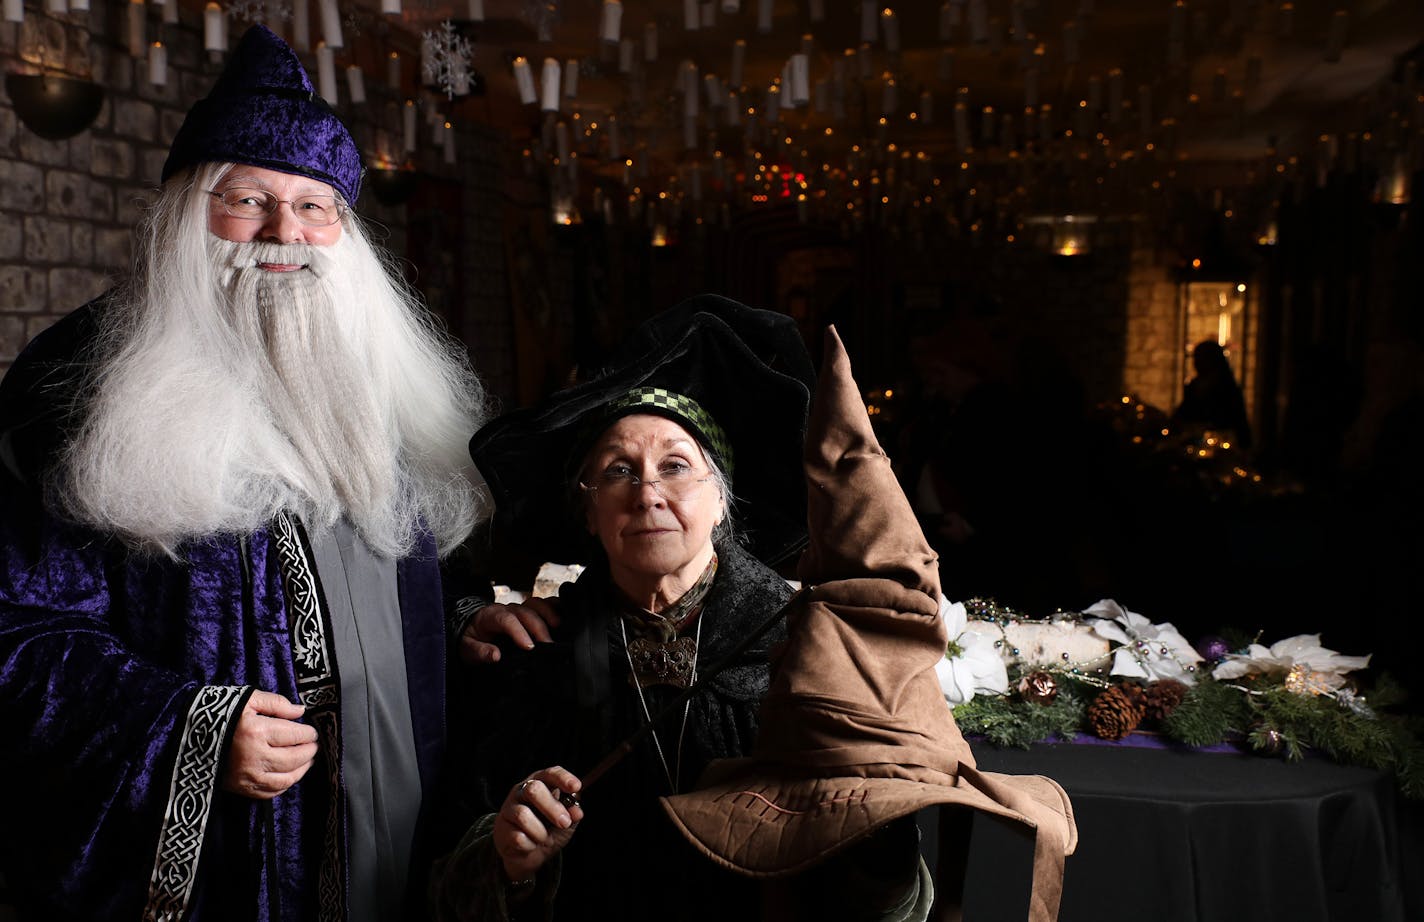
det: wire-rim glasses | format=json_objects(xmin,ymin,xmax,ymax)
[
  {"xmin": 208, "ymin": 187, "xmax": 347, "ymax": 227},
  {"xmin": 579, "ymin": 465, "xmax": 714, "ymax": 503}
]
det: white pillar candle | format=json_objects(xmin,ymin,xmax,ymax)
[
  {"xmin": 387, "ymin": 51, "xmax": 401, "ymax": 88},
  {"xmin": 6, "ymin": 0, "xmax": 26, "ymax": 19},
  {"xmin": 731, "ymin": 39, "xmax": 746, "ymax": 88},
  {"xmin": 1062, "ymin": 20, "xmax": 1079, "ymax": 65},
  {"xmin": 789, "ymin": 53, "xmax": 810, "ymax": 106},
  {"xmin": 644, "ymin": 22, "xmax": 658, "ymax": 61},
  {"xmin": 204, "ymin": 3, "xmax": 227, "ymax": 51},
  {"xmin": 316, "ymin": 42, "xmax": 338, "ymax": 103},
  {"xmin": 1324, "ymin": 9, "xmax": 1347, "ymax": 62},
  {"xmin": 684, "ymin": 0, "xmax": 698, "ymax": 30},
  {"xmin": 1245, "ymin": 56, "xmax": 1261, "ymax": 91},
  {"xmin": 968, "ymin": 0, "xmax": 988, "ymax": 43},
  {"xmin": 721, "ymin": 0, "xmax": 738, "ymax": 12},
  {"xmin": 1167, "ymin": 1, "xmax": 1184, "ymax": 45},
  {"xmin": 618, "ymin": 37, "xmax": 633, "ymax": 72},
  {"xmin": 403, "ymin": 100, "xmax": 417, "ymax": 152},
  {"xmin": 563, "ymin": 58, "xmax": 578, "ymax": 97},
  {"xmin": 287, "ymin": 0, "xmax": 307, "ymax": 49},
  {"xmin": 381, "ymin": 0, "xmax": 398, "ymax": 13},
  {"xmin": 540, "ymin": 58, "xmax": 561, "ymax": 111},
  {"xmin": 859, "ymin": 0, "xmax": 876, "ymax": 43},
  {"xmin": 683, "ymin": 62, "xmax": 699, "ymax": 117},
  {"xmin": 149, "ymin": 42, "xmax": 167, "ymax": 85},
  {"xmin": 555, "ymin": 120, "xmax": 570, "ymax": 161},
  {"xmin": 48, "ymin": 0, "xmax": 67, "ymax": 13},
  {"xmin": 757, "ymin": 0, "xmax": 772, "ymax": 33},
  {"xmin": 881, "ymin": 8, "xmax": 899, "ymax": 53},
  {"xmin": 70, "ymin": 0, "xmax": 88, "ymax": 11},
  {"xmin": 704, "ymin": 73, "xmax": 721, "ymax": 107},
  {"xmin": 128, "ymin": 0, "xmax": 146, "ymax": 58},
  {"xmin": 513, "ymin": 57, "xmax": 537, "ymax": 104},
  {"xmin": 608, "ymin": 118, "xmax": 621, "ymax": 159},
  {"xmin": 318, "ymin": 0, "xmax": 343, "ymax": 49},
  {"xmin": 600, "ymin": 0, "xmax": 621, "ymax": 42},
  {"xmin": 347, "ymin": 65, "xmax": 366, "ymax": 103},
  {"xmin": 701, "ymin": 2, "xmax": 715, "ymax": 28},
  {"xmin": 162, "ymin": 0, "xmax": 178, "ymax": 23},
  {"xmin": 468, "ymin": 0, "xmax": 483, "ymax": 20}
]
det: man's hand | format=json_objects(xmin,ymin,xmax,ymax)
[
  {"xmin": 221, "ymin": 690, "xmax": 319, "ymax": 799},
  {"xmin": 458, "ymin": 597, "xmax": 561, "ymax": 664}
]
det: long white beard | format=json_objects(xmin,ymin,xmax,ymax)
[{"xmin": 61, "ymin": 231, "xmax": 487, "ymax": 558}]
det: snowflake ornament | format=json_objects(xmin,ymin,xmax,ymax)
[{"xmin": 422, "ymin": 21, "xmax": 474, "ymax": 99}]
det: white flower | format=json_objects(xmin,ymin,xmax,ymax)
[
  {"xmin": 1212, "ymin": 634, "xmax": 1370, "ymax": 691},
  {"xmin": 936, "ymin": 596, "xmax": 1009, "ymax": 705},
  {"xmin": 1084, "ymin": 598, "xmax": 1203, "ymax": 685}
]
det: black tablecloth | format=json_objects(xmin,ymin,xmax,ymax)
[{"xmin": 917, "ymin": 740, "xmax": 1422, "ymax": 922}]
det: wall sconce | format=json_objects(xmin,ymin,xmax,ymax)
[
  {"xmin": 1024, "ymin": 213, "xmax": 1096, "ymax": 256},
  {"xmin": 1051, "ymin": 214, "xmax": 1094, "ymax": 256},
  {"xmin": 1373, "ymin": 152, "xmax": 1412, "ymax": 206},
  {"xmin": 366, "ymin": 166, "xmax": 419, "ymax": 206},
  {"xmin": 5, "ymin": 72, "xmax": 104, "ymax": 140}
]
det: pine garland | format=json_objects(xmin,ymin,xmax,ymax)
[
  {"xmin": 953, "ymin": 665, "xmax": 1424, "ymax": 799},
  {"xmin": 953, "ymin": 681, "xmax": 1087, "ymax": 748}
]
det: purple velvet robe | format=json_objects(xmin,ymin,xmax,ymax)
[{"xmin": 0, "ymin": 304, "xmax": 449, "ymax": 922}]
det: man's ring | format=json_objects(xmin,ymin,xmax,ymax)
[{"xmin": 518, "ymin": 779, "xmax": 537, "ymax": 797}]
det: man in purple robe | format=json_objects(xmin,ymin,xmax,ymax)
[{"xmin": 0, "ymin": 25, "xmax": 488, "ymax": 922}]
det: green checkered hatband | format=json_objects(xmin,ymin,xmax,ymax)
[{"xmin": 602, "ymin": 386, "xmax": 734, "ymax": 477}]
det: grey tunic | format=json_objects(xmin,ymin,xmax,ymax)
[{"xmin": 310, "ymin": 519, "xmax": 423, "ymax": 922}]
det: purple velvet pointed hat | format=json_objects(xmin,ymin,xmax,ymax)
[{"xmin": 162, "ymin": 24, "xmax": 362, "ymax": 204}]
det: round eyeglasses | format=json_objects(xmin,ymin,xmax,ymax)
[
  {"xmin": 580, "ymin": 465, "xmax": 713, "ymax": 503},
  {"xmin": 208, "ymin": 187, "xmax": 347, "ymax": 227}
]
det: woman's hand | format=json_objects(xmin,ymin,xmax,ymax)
[
  {"xmin": 493, "ymin": 767, "xmax": 584, "ymax": 883},
  {"xmin": 459, "ymin": 598, "xmax": 562, "ymax": 664},
  {"xmin": 221, "ymin": 690, "xmax": 319, "ymax": 799}
]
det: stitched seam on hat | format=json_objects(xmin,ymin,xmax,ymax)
[{"xmin": 726, "ymin": 790, "xmax": 867, "ymax": 815}]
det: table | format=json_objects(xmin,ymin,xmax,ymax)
[{"xmin": 915, "ymin": 739, "xmax": 1421, "ymax": 922}]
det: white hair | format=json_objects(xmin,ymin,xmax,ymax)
[{"xmin": 58, "ymin": 162, "xmax": 490, "ymax": 558}]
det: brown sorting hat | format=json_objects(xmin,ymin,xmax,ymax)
[{"xmin": 660, "ymin": 326, "xmax": 1076, "ymax": 921}]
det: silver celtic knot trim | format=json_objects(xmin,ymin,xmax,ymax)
[{"xmin": 144, "ymin": 684, "xmax": 249, "ymax": 922}]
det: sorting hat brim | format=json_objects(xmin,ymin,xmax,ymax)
[
  {"xmin": 469, "ymin": 294, "xmax": 817, "ymax": 568},
  {"xmin": 660, "ymin": 764, "xmax": 1076, "ymax": 878}
]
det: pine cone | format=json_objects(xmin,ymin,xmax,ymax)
[
  {"xmin": 1115, "ymin": 681, "xmax": 1148, "ymax": 719},
  {"xmin": 1087, "ymin": 685, "xmax": 1143, "ymax": 741},
  {"xmin": 1143, "ymin": 679, "xmax": 1188, "ymax": 723}
]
